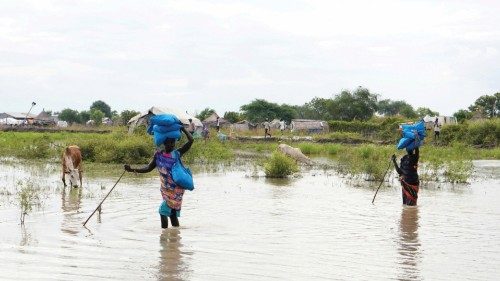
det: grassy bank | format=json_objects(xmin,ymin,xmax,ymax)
[{"xmin": 0, "ymin": 128, "xmax": 498, "ymax": 183}]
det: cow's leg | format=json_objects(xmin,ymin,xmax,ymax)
[
  {"xmin": 62, "ymin": 172, "xmax": 67, "ymax": 187},
  {"xmin": 78, "ymin": 169, "xmax": 83, "ymax": 187}
]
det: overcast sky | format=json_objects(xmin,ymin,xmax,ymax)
[{"xmin": 1, "ymin": 0, "xmax": 499, "ymax": 116}]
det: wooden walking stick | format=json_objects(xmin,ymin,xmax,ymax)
[
  {"xmin": 371, "ymin": 160, "xmax": 393, "ymax": 204},
  {"xmin": 83, "ymin": 170, "xmax": 126, "ymax": 226}
]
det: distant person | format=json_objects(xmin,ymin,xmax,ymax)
[
  {"xmin": 434, "ymin": 122, "xmax": 441, "ymax": 140},
  {"xmin": 279, "ymin": 119, "xmax": 286, "ymax": 132},
  {"xmin": 216, "ymin": 117, "xmax": 220, "ymax": 132},
  {"xmin": 202, "ymin": 124, "xmax": 210, "ymax": 142},
  {"xmin": 392, "ymin": 147, "xmax": 420, "ymax": 206},
  {"xmin": 188, "ymin": 118, "xmax": 195, "ymax": 135},
  {"xmin": 124, "ymin": 118, "xmax": 194, "ymax": 229},
  {"xmin": 263, "ymin": 119, "xmax": 271, "ymax": 138}
]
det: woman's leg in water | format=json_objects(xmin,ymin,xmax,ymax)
[
  {"xmin": 161, "ymin": 215, "xmax": 169, "ymax": 228},
  {"xmin": 170, "ymin": 209, "xmax": 179, "ymax": 227}
]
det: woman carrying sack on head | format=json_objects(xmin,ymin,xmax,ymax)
[{"xmin": 124, "ymin": 114, "xmax": 194, "ymax": 228}]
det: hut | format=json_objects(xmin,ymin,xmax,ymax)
[
  {"xmin": 231, "ymin": 120, "xmax": 257, "ymax": 131},
  {"xmin": 290, "ymin": 119, "xmax": 328, "ymax": 134},
  {"xmin": 34, "ymin": 110, "xmax": 56, "ymax": 126},
  {"xmin": 127, "ymin": 106, "xmax": 203, "ymax": 134},
  {"xmin": 202, "ymin": 112, "xmax": 230, "ymax": 129}
]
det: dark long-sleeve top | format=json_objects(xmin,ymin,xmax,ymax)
[{"xmin": 393, "ymin": 148, "xmax": 419, "ymax": 184}]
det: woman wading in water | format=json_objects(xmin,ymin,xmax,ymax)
[
  {"xmin": 125, "ymin": 116, "xmax": 194, "ymax": 228},
  {"xmin": 392, "ymin": 147, "xmax": 420, "ymax": 206}
]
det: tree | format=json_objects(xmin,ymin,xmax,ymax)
[
  {"xmin": 223, "ymin": 111, "xmax": 243, "ymax": 123},
  {"xmin": 78, "ymin": 110, "xmax": 91, "ymax": 124},
  {"xmin": 90, "ymin": 109, "xmax": 105, "ymax": 126},
  {"xmin": 415, "ymin": 107, "xmax": 439, "ymax": 118},
  {"xmin": 240, "ymin": 99, "xmax": 281, "ymax": 123},
  {"xmin": 59, "ymin": 109, "xmax": 80, "ymax": 124},
  {"xmin": 453, "ymin": 109, "xmax": 473, "ymax": 123},
  {"xmin": 277, "ymin": 104, "xmax": 299, "ymax": 123},
  {"xmin": 90, "ymin": 100, "xmax": 112, "ymax": 118},
  {"xmin": 377, "ymin": 99, "xmax": 416, "ymax": 118},
  {"xmin": 120, "ymin": 110, "xmax": 140, "ymax": 125},
  {"xmin": 196, "ymin": 108, "xmax": 216, "ymax": 121},
  {"xmin": 468, "ymin": 93, "xmax": 499, "ymax": 118},
  {"xmin": 330, "ymin": 87, "xmax": 378, "ymax": 121},
  {"xmin": 302, "ymin": 97, "xmax": 333, "ymax": 120}
]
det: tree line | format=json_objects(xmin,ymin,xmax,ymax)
[{"xmin": 55, "ymin": 88, "xmax": 499, "ymax": 125}]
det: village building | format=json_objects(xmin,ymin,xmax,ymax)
[{"xmin": 290, "ymin": 119, "xmax": 328, "ymax": 133}]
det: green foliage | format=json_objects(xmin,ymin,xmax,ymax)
[
  {"xmin": 264, "ymin": 151, "xmax": 299, "ymax": 178},
  {"xmin": 223, "ymin": 111, "xmax": 244, "ymax": 123},
  {"xmin": 17, "ymin": 180, "xmax": 42, "ymax": 224},
  {"xmin": 440, "ymin": 119, "xmax": 499, "ymax": 147},
  {"xmin": 330, "ymin": 87, "xmax": 378, "ymax": 121},
  {"xmin": 377, "ymin": 99, "xmax": 417, "ymax": 118},
  {"xmin": 337, "ymin": 145, "xmax": 393, "ymax": 181},
  {"xmin": 443, "ymin": 160, "xmax": 473, "ymax": 183},
  {"xmin": 239, "ymin": 99, "xmax": 299, "ymax": 123},
  {"xmin": 468, "ymin": 93, "xmax": 499, "ymax": 118},
  {"xmin": 90, "ymin": 109, "xmax": 105, "ymax": 126},
  {"xmin": 453, "ymin": 109, "xmax": 473, "ymax": 123},
  {"xmin": 90, "ymin": 100, "xmax": 112, "ymax": 118},
  {"xmin": 59, "ymin": 108, "xmax": 80, "ymax": 124},
  {"xmin": 78, "ymin": 110, "xmax": 91, "ymax": 124},
  {"xmin": 196, "ymin": 108, "xmax": 216, "ymax": 121},
  {"xmin": 120, "ymin": 110, "xmax": 140, "ymax": 125},
  {"xmin": 298, "ymin": 143, "xmax": 323, "ymax": 154},
  {"xmin": 416, "ymin": 107, "xmax": 439, "ymax": 118}
]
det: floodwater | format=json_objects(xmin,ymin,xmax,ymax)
[{"xmin": 0, "ymin": 159, "xmax": 499, "ymax": 281}]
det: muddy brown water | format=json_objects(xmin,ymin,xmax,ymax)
[{"xmin": 0, "ymin": 159, "xmax": 499, "ymax": 280}]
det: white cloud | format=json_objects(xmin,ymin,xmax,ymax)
[{"xmin": 0, "ymin": 0, "xmax": 498, "ymax": 116}]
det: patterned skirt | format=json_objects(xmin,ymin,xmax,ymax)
[{"xmin": 400, "ymin": 178, "xmax": 419, "ymax": 206}]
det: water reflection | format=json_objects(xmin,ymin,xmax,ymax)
[
  {"xmin": 397, "ymin": 207, "xmax": 421, "ymax": 281},
  {"xmin": 158, "ymin": 229, "xmax": 189, "ymax": 281},
  {"xmin": 60, "ymin": 187, "xmax": 82, "ymax": 236}
]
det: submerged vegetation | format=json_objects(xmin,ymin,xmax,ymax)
[
  {"xmin": 264, "ymin": 151, "xmax": 299, "ymax": 178},
  {"xmin": 17, "ymin": 180, "xmax": 42, "ymax": 224}
]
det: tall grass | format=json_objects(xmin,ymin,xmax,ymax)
[
  {"xmin": 17, "ymin": 180, "xmax": 42, "ymax": 224},
  {"xmin": 264, "ymin": 151, "xmax": 299, "ymax": 178}
]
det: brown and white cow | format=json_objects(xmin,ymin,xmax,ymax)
[{"xmin": 62, "ymin": 145, "xmax": 83, "ymax": 188}]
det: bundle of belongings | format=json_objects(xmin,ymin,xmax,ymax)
[
  {"xmin": 147, "ymin": 114, "xmax": 183, "ymax": 146},
  {"xmin": 397, "ymin": 120, "xmax": 426, "ymax": 151}
]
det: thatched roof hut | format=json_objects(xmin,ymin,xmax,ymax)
[{"xmin": 203, "ymin": 112, "xmax": 230, "ymax": 128}]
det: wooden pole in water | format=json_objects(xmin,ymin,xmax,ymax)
[
  {"xmin": 371, "ymin": 161, "xmax": 393, "ymax": 204},
  {"xmin": 83, "ymin": 170, "xmax": 126, "ymax": 226}
]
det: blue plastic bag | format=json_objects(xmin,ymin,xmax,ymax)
[
  {"xmin": 147, "ymin": 114, "xmax": 183, "ymax": 146},
  {"xmin": 397, "ymin": 137, "xmax": 412, "ymax": 149},
  {"xmin": 397, "ymin": 121, "xmax": 426, "ymax": 150},
  {"xmin": 171, "ymin": 150, "xmax": 194, "ymax": 191}
]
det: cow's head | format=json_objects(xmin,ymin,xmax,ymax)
[{"xmin": 68, "ymin": 168, "xmax": 80, "ymax": 187}]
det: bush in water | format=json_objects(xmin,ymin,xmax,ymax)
[{"xmin": 264, "ymin": 151, "xmax": 299, "ymax": 178}]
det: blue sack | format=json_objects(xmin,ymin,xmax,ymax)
[
  {"xmin": 148, "ymin": 114, "xmax": 183, "ymax": 146},
  {"xmin": 147, "ymin": 114, "xmax": 181, "ymax": 135},
  {"xmin": 171, "ymin": 150, "xmax": 194, "ymax": 191},
  {"xmin": 397, "ymin": 137, "xmax": 412, "ymax": 149},
  {"xmin": 397, "ymin": 120, "xmax": 426, "ymax": 150}
]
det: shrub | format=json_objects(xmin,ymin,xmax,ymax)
[
  {"xmin": 264, "ymin": 151, "xmax": 299, "ymax": 178},
  {"xmin": 17, "ymin": 180, "xmax": 42, "ymax": 224}
]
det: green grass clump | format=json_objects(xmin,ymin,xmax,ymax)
[
  {"xmin": 264, "ymin": 151, "xmax": 299, "ymax": 178},
  {"xmin": 17, "ymin": 180, "xmax": 42, "ymax": 224}
]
